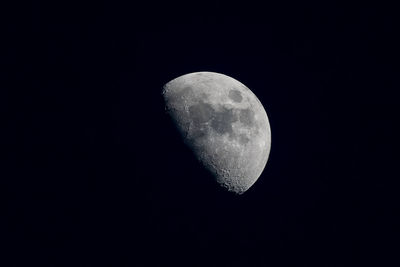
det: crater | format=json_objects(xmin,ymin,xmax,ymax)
[
  {"xmin": 239, "ymin": 134, "xmax": 250, "ymax": 144},
  {"xmin": 228, "ymin": 89, "xmax": 243, "ymax": 103}
]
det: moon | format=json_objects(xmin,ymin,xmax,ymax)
[{"xmin": 162, "ymin": 72, "xmax": 271, "ymax": 194}]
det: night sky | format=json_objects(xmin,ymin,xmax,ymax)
[{"xmin": 2, "ymin": 1, "xmax": 397, "ymax": 266}]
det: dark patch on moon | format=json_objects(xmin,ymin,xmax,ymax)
[
  {"xmin": 189, "ymin": 102, "xmax": 239, "ymax": 137},
  {"xmin": 228, "ymin": 89, "xmax": 243, "ymax": 103},
  {"xmin": 189, "ymin": 124, "xmax": 209, "ymax": 140},
  {"xmin": 239, "ymin": 134, "xmax": 250, "ymax": 144},
  {"xmin": 239, "ymin": 108, "xmax": 255, "ymax": 126},
  {"xmin": 200, "ymin": 92, "xmax": 209, "ymax": 100},
  {"xmin": 210, "ymin": 107, "xmax": 237, "ymax": 135},
  {"xmin": 189, "ymin": 101, "xmax": 214, "ymax": 124}
]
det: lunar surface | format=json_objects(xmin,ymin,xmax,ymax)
[{"xmin": 162, "ymin": 72, "xmax": 271, "ymax": 194}]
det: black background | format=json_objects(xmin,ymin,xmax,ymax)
[{"xmin": 2, "ymin": 1, "xmax": 398, "ymax": 266}]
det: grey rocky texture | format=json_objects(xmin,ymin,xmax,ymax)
[{"xmin": 162, "ymin": 72, "xmax": 271, "ymax": 194}]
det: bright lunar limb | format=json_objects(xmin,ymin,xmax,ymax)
[{"xmin": 162, "ymin": 72, "xmax": 271, "ymax": 194}]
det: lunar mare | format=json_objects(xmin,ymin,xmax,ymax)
[{"xmin": 162, "ymin": 72, "xmax": 271, "ymax": 194}]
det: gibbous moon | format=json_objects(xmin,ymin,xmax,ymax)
[{"xmin": 162, "ymin": 72, "xmax": 271, "ymax": 194}]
